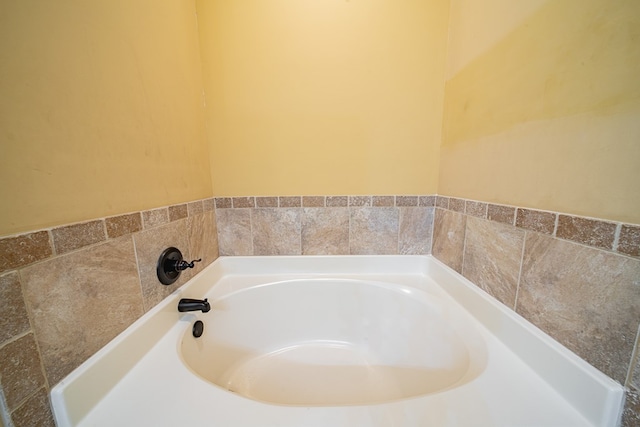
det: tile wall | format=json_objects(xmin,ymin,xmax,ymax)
[
  {"xmin": 214, "ymin": 195, "xmax": 435, "ymax": 256},
  {"xmin": 431, "ymin": 195, "xmax": 640, "ymax": 426},
  {"xmin": 0, "ymin": 199, "xmax": 218, "ymax": 427}
]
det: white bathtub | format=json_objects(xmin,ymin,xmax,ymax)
[{"xmin": 51, "ymin": 256, "xmax": 624, "ymax": 426}]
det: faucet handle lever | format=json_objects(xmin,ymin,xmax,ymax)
[{"xmin": 176, "ymin": 258, "xmax": 202, "ymax": 271}]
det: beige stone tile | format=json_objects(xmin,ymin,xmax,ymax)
[
  {"xmin": 435, "ymin": 196, "xmax": 450, "ymax": 209},
  {"xmin": 0, "ymin": 231, "xmax": 53, "ymax": 273},
  {"xmin": 515, "ymin": 208, "xmax": 556, "ymax": 234},
  {"xmin": 20, "ymin": 237, "xmax": 143, "ymax": 385},
  {"xmin": 215, "ymin": 209, "xmax": 253, "ymax": 256},
  {"xmin": 133, "ymin": 220, "xmax": 193, "ymax": 311},
  {"xmin": 214, "ymin": 197, "xmax": 232, "ymax": 209},
  {"xmin": 0, "ymin": 334, "xmax": 46, "ymax": 409},
  {"xmin": 168, "ymin": 204, "xmax": 188, "ymax": 222},
  {"xmin": 301, "ymin": 208, "xmax": 349, "ymax": 255},
  {"xmin": 619, "ymin": 224, "xmax": 640, "ymax": 257},
  {"xmin": 202, "ymin": 198, "xmax": 215, "ymax": 212},
  {"xmin": 487, "ymin": 204, "xmax": 516, "ymax": 225},
  {"xmin": 462, "ymin": 217, "xmax": 525, "ymax": 308},
  {"xmin": 187, "ymin": 201, "xmax": 204, "ymax": 216},
  {"xmin": 399, "ymin": 207, "xmax": 433, "ymax": 255},
  {"xmin": 256, "ymin": 197, "xmax": 278, "ymax": 208},
  {"xmin": 372, "ymin": 196, "xmax": 394, "ymax": 207},
  {"xmin": 279, "ymin": 196, "xmax": 301, "ymax": 208},
  {"xmin": 517, "ymin": 233, "xmax": 640, "ymax": 383},
  {"xmin": 302, "ymin": 196, "xmax": 325, "ymax": 207},
  {"xmin": 349, "ymin": 207, "xmax": 399, "ymax": 255},
  {"xmin": 0, "ymin": 272, "xmax": 30, "ymax": 344},
  {"xmin": 232, "ymin": 197, "xmax": 255, "ymax": 208},
  {"xmin": 106, "ymin": 213, "xmax": 142, "ymax": 238},
  {"xmin": 396, "ymin": 196, "xmax": 418, "ymax": 207},
  {"xmin": 349, "ymin": 196, "xmax": 372, "ymax": 207},
  {"xmin": 622, "ymin": 386, "xmax": 640, "ymax": 427},
  {"xmin": 142, "ymin": 208, "xmax": 169, "ymax": 229},
  {"xmin": 449, "ymin": 198, "xmax": 465, "ymax": 213},
  {"xmin": 419, "ymin": 196, "xmax": 436, "ymax": 207},
  {"xmin": 187, "ymin": 211, "xmax": 219, "ymax": 275},
  {"xmin": 52, "ymin": 220, "xmax": 106, "ymax": 254},
  {"xmin": 252, "ymin": 209, "xmax": 301, "ymax": 255},
  {"xmin": 326, "ymin": 196, "xmax": 348, "ymax": 207},
  {"xmin": 465, "ymin": 201, "xmax": 487, "ymax": 218},
  {"xmin": 10, "ymin": 387, "xmax": 55, "ymax": 427},
  {"xmin": 432, "ymin": 208, "xmax": 466, "ymax": 273},
  {"xmin": 556, "ymin": 215, "xmax": 617, "ymax": 250}
]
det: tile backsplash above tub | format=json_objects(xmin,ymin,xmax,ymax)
[{"xmin": 214, "ymin": 195, "xmax": 436, "ymax": 256}]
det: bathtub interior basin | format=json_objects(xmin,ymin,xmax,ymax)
[{"xmin": 180, "ymin": 279, "xmax": 487, "ymax": 406}]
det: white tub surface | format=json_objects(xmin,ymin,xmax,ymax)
[{"xmin": 51, "ymin": 256, "xmax": 624, "ymax": 427}]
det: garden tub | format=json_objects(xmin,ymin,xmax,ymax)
[{"xmin": 51, "ymin": 256, "xmax": 624, "ymax": 426}]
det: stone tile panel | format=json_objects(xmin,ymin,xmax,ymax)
[
  {"xmin": 0, "ymin": 333, "xmax": 46, "ymax": 409},
  {"xmin": 396, "ymin": 196, "xmax": 418, "ymax": 207},
  {"xmin": 399, "ymin": 207, "xmax": 433, "ymax": 255},
  {"xmin": 256, "ymin": 197, "xmax": 278, "ymax": 208},
  {"xmin": 232, "ymin": 197, "xmax": 255, "ymax": 209},
  {"xmin": 142, "ymin": 208, "xmax": 169, "ymax": 229},
  {"xmin": 619, "ymin": 224, "xmax": 640, "ymax": 257},
  {"xmin": 105, "ymin": 213, "xmax": 142, "ymax": 238},
  {"xmin": 252, "ymin": 209, "xmax": 301, "ymax": 255},
  {"xmin": 556, "ymin": 215, "xmax": 617, "ymax": 250},
  {"xmin": 0, "ymin": 231, "xmax": 53, "ymax": 273},
  {"xmin": 10, "ymin": 387, "xmax": 56, "ymax": 427},
  {"xmin": 0, "ymin": 272, "xmax": 30, "ymax": 344},
  {"xmin": 326, "ymin": 196, "xmax": 348, "ymax": 207},
  {"xmin": 216, "ymin": 209, "xmax": 253, "ymax": 256},
  {"xmin": 372, "ymin": 196, "xmax": 394, "ymax": 207},
  {"xmin": 279, "ymin": 196, "xmax": 301, "ymax": 208},
  {"xmin": 350, "ymin": 207, "xmax": 399, "ymax": 255},
  {"xmin": 465, "ymin": 201, "xmax": 487, "ymax": 218},
  {"xmin": 515, "ymin": 208, "xmax": 556, "ymax": 234},
  {"xmin": 52, "ymin": 220, "xmax": 106, "ymax": 254},
  {"xmin": 168, "ymin": 204, "xmax": 188, "ymax": 222},
  {"xmin": 187, "ymin": 211, "xmax": 219, "ymax": 275},
  {"xmin": 432, "ymin": 208, "xmax": 466, "ymax": 273},
  {"xmin": 517, "ymin": 233, "xmax": 640, "ymax": 383},
  {"xmin": 302, "ymin": 196, "xmax": 325, "ymax": 207},
  {"xmin": 487, "ymin": 204, "xmax": 516, "ymax": 225},
  {"xmin": 301, "ymin": 208, "xmax": 349, "ymax": 255},
  {"xmin": 462, "ymin": 217, "xmax": 525, "ymax": 308}
]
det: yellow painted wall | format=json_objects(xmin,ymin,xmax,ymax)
[
  {"xmin": 0, "ymin": 0, "xmax": 212, "ymax": 237},
  {"xmin": 440, "ymin": 0, "xmax": 640, "ymax": 223},
  {"xmin": 197, "ymin": 0, "xmax": 449, "ymax": 196}
]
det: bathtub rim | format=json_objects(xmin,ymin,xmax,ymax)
[{"xmin": 50, "ymin": 255, "xmax": 625, "ymax": 427}]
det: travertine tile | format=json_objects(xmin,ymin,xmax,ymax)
[
  {"xmin": 326, "ymin": 196, "xmax": 348, "ymax": 207},
  {"xmin": 187, "ymin": 211, "xmax": 219, "ymax": 275},
  {"xmin": 106, "ymin": 213, "xmax": 142, "ymax": 238},
  {"xmin": 435, "ymin": 196, "xmax": 449, "ymax": 209},
  {"xmin": 301, "ymin": 208, "xmax": 349, "ymax": 255},
  {"xmin": 462, "ymin": 217, "xmax": 525, "ymax": 308},
  {"xmin": 396, "ymin": 196, "xmax": 418, "ymax": 207},
  {"xmin": 168, "ymin": 204, "xmax": 188, "ymax": 222},
  {"xmin": 0, "ymin": 231, "xmax": 53, "ymax": 273},
  {"xmin": 399, "ymin": 207, "xmax": 433, "ymax": 255},
  {"xmin": 622, "ymin": 386, "xmax": 640, "ymax": 427},
  {"xmin": 0, "ymin": 334, "xmax": 46, "ymax": 409},
  {"xmin": 372, "ymin": 196, "xmax": 394, "ymax": 207},
  {"xmin": 0, "ymin": 272, "xmax": 30, "ymax": 344},
  {"xmin": 419, "ymin": 196, "xmax": 436, "ymax": 207},
  {"xmin": 432, "ymin": 208, "xmax": 466, "ymax": 273},
  {"xmin": 515, "ymin": 208, "xmax": 556, "ymax": 234},
  {"xmin": 215, "ymin": 209, "xmax": 253, "ymax": 256},
  {"xmin": 214, "ymin": 198, "xmax": 232, "ymax": 209},
  {"xmin": 256, "ymin": 197, "xmax": 278, "ymax": 208},
  {"xmin": 350, "ymin": 208, "xmax": 399, "ymax": 255},
  {"xmin": 619, "ymin": 224, "xmax": 640, "ymax": 257},
  {"xmin": 349, "ymin": 196, "xmax": 372, "ymax": 207},
  {"xmin": 202, "ymin": 198, "xmax": 215, "ymax": 212},
  {"xmin": 302, "ymin": 196, "xmax": 325, "ymax": 207},
  {"xmin": 232, "ymin": 197, "xmax": 255, "ymax": 208},
  {"xmin": 279, "ymin": 196, "xmax": 301, "ymax": 208},
  {"xmin": 52, "ymin": 220, "xmax": 106, "ymax": 254},
  {"xmin": 252, "ymin": 209, "xmax": 301, "ymax": 255},
  {"xmin": 21, "ymin": 237, "xmax": 144, "ymax": 385},
  {"xmin": 556, "ymin": 215, "xmax": 616, "ymax": 250},
  {"xmin": 449, "ymin": 198, "xmax": 465, "ymax": 213},
  {"xmin": 487, "ymin": 204, "xmax": 516, "ymax": 225},
  {"xmin": 187, "ymin": 201, "xmax": 204, "ymax": 216},
  {"xmin": 465, "ymin": 201, "xmax": 487, "ymax": 218},
  {"xmin": 517, "ymin": 233, "xmax": 640, "ymax": 383},
  {"xmin": 133, "ymin": 220, "xmax": 192, "ymax": 311},
  {"xmin": 10, "ymin": 387, "xmax": 55, "ymax": 427},
  {"xmin": 142, "ymin": 208, "xmax": 169, "ymax": 229}
]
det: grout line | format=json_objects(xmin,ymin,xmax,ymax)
[
  {"xmin": 552, "ymin": 213, "xmax": 559, "ymax": 237},
  {"xmin": 624, "ymin": 325, "xmax": 640, "ymax": 388},
  {"xmin": 613, "ymin": 223, "xmax": 622, "ymax": 252},
  {"xmin": 513, "ymin": 231, "xmax": 528, "ymax": 312}
]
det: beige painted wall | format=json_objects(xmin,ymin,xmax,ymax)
[
  {"xmin": 440, "ymin": 0, "xmax": 640, "ymax": 223},
  {"xmin": 197, "ymin": 0, "xmax": 449, "ymax": 196},
  {"xmin": 0, "ymin": 0, "xmax": 212, "ymax": 237}
]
